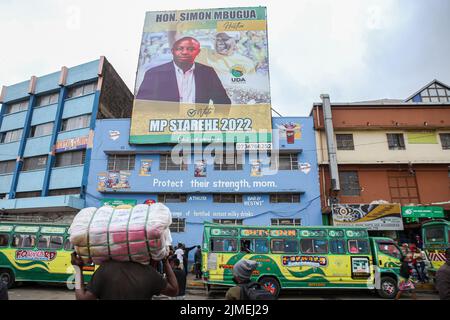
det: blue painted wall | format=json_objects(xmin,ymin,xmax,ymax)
[{"xmin": 86, "ymin": 118, "xmax": 322, "ymax": 255}]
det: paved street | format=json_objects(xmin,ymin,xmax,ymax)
[{"xmin": 7, "ymin": 282, "xmax": 439, "ymax": 300}]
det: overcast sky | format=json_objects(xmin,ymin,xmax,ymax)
[{"xmin": 1, "ymin": 0, "xmax": 449, "ymax": 116}]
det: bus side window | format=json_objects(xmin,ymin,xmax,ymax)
[
  {"xmin": 255, "ymin": 239, "xmax": 269, "ymax": 253},
  {"xmin": 330, "ymin": 239, "xmax": 346, "ymax": 254},
  {"xmin": 49, "ymin": 236, "xmax": 63, "ymax": 249},
  {"xmin": 348, "ymin": 239, "xmax": 370, "ymax": 254},
  {"xmin": 271, "ymin": 239, "xmax": 298, "ymax": 253},
  {"xmin": 241, "ymin": 239, "xmax": 252, "ymax": 253},
  {"xmin": 0, "ymin": 233, "xmax": 9, "ymax": 247},
  {"xmin": 300, "ymin": 239, "xmax": 314, "ymax": 253},
  {"xmin": 12, "ymin": 234, "xmax": 36, "ymax": 248},
  {"xmin": 210, "ymin": 238, "xmax": 237, "ymax": 252},
  {"xmin": 64, "ymin": 238, "xmax": 74, "ymax": 251},
  {"xmin": 38, "ymin": 235, "xmax": 51, "ymax": 249}
]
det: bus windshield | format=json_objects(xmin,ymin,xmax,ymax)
[{"xmin": 425, "ymin": 226, "xmax": 445, "ymax": 243}]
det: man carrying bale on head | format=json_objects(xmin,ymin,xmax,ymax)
[
  {"xmin": 71, "ymin": 251, "xmax": 178, "ymax": 300},
  {"xmin": 68, "ymin": 203, "xmax": 179, "ymax": 300}
]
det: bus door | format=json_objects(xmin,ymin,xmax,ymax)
[
  {"xmin": 373, "ymin": 240, "xmax": 402, "ymax": 270},
  {"xmin": 346, "ymin": 237, "xmax": 373, "ymax": 284},
  {"xmin": 208, "ymin": 236, "xmax": 238, "ymax": 283}
]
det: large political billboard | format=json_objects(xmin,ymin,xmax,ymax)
[{"xmin": 130, "ymin": 7, "xmax": 272, "ymax": 144}]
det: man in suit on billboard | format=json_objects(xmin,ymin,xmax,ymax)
[{"xmin": 136, "ymin": 36, "xmax": 231, "ymax": 104}]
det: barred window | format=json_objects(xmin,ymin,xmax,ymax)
[
  {"xmin": 61, "ymin": 114, "xmax": 91, "ymax": 132},
  {"xmin": 277, "ymin": 153, "xmax": 298, "ymax": 170},
  {"xmin": 212, "ymin": 219, "xmax": 243, "ymax": 225},
  {"xmin": 169, "ymin": 218, "xmax": 186, "ymax": 233},
  {"xmin": 30, "ymin": 122, "xmax": 54, "ymax": 138},
  {"xmin": 157, "ymin": 194, "xmax": 187, "ymax": 203},
  {"xmin": 336, "ymin": 134, "xmax": 355, "ymax": 150},
  {"xmin": 270, "ymin": 194, "xmax": 300, "ymax": 203},
  {"xmin": 5, "ymin": 100, "xmax": 28, "ymax": 114},
  {"xmin": 387, "ymin": 133, "xmax": 405, "ymax": 150},
  {"xmin": 36, "ymin": 92, "xmax": 59, "ymax": 107},
  {"xmin": 159, "ymin": 154, "xmax": 187, "ymax": 171},
  {"xmin": 107, "ymin": 154, "xmax": 135, "ymax": 171},
  {"xmin": 55, "ymin": 150, "xmax": 86, "ymax": 167},
  {"xmin": 48, "ymin": 188, "xmax": 81, "ymax": 196},
  {"xmin": 440, "ymin": 133, "xmax": 450, "ymax": 150},
  {"xmin": 22, "ymin": 155, "xmax": 47, "ymax": 171},
  {"xmin": 0, "ymin": 160, "xmax": 16, "ymax": 174},
  {"xmin": 271, "ymin": 218, "xmax": 301, "ymax": 226},
  {"xmin": 66, "ymin": 82, "xmax": 97, "ymax": 99},
  {"xmin": 213, "ymin": 194, "xmax": 243, "ymax": 203},
  {"xmin": 214, "ymin": 152, "xmax": 243, "ymax": 171},
  {"xmin": 339, "ymin": 171, "xmax": 361, "ymax": 196},
  {"xmin": 0, "ymin": 129, "xmax": 23, "ymax": 144}
]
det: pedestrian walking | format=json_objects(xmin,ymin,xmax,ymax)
[
  {"xmin": 435, "ymin": 248, "xmax": 450, "ymax": 300},
  {"xmin": 169, "ymin": 258, "xmax": 187, "ymax": 300},
  {"xmin": 0, "ymin": 280, "xmax": 8, "ymax": 300},
  {"xmin": 395, "ymin": 255, "xmax": 417, "ymax": 300},
  {"xmin": 174, "ymin": 243, "xmax": 185, "ymax": 271},
  {"xmin": 70, "ymin": 252, "xmax": 178, "ymax": 300},
  {"xmin": 413, "ymin": 247, "xmax": 428, "ymax": 283},
  {"xmin": 194, "ymin": 245, "xmax": 202, "ymax": 279},
  {"xmin": 183, "ymin": 244, "xmax": 197, "ymax": 275}
]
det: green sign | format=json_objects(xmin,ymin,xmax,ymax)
[
  {"xmin": 101, "ymin": 199, "xmax": 137, "ymax": 207},
  {"xmin": 402, "ymin": 206, "xmax": 444, "ymax": 218}
]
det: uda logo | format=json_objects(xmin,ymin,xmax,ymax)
[{"xmin": 231, "ymin": 65, "xmax": 246, "ymax": 83}]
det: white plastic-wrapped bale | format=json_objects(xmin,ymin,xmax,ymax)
[{"xmin": 68, "ymin": 203, "xmax": 172, "ymax": 265}]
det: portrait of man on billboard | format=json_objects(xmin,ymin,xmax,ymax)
[{"xmin": 136, "ymin": 36, "xmax": 231, "ymax": 104}]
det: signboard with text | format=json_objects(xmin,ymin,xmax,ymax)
[{"xmin": 130, "ymin": 7, "xmax": 272, "ymax": 144}]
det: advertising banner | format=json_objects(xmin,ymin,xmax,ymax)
[
  {"xmin": 332, "ymin": 204, "xmax": 403, "ymax": 230},
  {"xmin": 101, "ymin": 199, "xmax": 138, "ymax": 207},
  {"xmin": 55, "ymin": 136, "xmax": 88, "ymax": 153},
  {"xmin": 131, "ymin": 7, "xmax": 272, "ymax": 144}
]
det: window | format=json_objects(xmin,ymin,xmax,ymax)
[
  {"xmin": 12, "ymin": 234, "xmax": 36, "ymax": 248},
  {"xmin": 214, "ymin": 152, "xmax": 243, "ymax": 171},
  {"xmin": 107, "ymin": 154, "xmax": 135, "ymax": 171},
  {"xmin": 38, "ymin": 235, "xmax": 63, "ymax": 249},
  {"xmin": 212, "ymin": 219, "xmax": 243, "ymax": 225},
  {"xmin": 36, "ymin": 92, "xmax": 59, "ymax": 107},
  {"xmin": 300, "ymin": 239, "xmax": 328, "ymax": 254},
  {"xmin": 169, "ymin": 218, "xmax": 186, "ymax": 233},
  {"xmin": 277, "ymin": 153, "xmax": 298, "ymax": 170},
  {"xmin": 387, "ymin": 133, "xmax": 405, "ymax": 150},
  {"xmin": 330, "ymin": 239, "xmax": 346, "ymax": 254},
  {"xmin": 64, "ymin": 238, "xmax": 74, "ymax": 251},
  {"xmin": 29, "ymin": 122, "xmax": 54, "ymax": 138},
  {"xmin": 418, "ymin": 83, "xmax": 450, "ymax": 103},
  {"xmin": 339, "ymin": 171, "xmax": 361, "ymax": 196},
  {"xmin": 377, "ymin": 242, "xmax": 401, "ymax": 259},
  {"xmin": 5, "ymin": 100, "xmax": 28, "ymax": 114},
  {"xmin": 0, "ymin": 160, "xmax": 16, "ymax": 174},
  {"xmin": 48, "ymin": 188, "xmax": 81, "ymax": 196},
  {"xmin": 0, "ymin": 234, "xmax": 9, "ymax": 247},
  {"xmin": 210, "ymin": 238, "xmax": 237, "ymax": 252},
  {"xmin": 66, "ymin": 82, "xmax": 97, "ymax": 99},
  {"xmin": 347, "ymin": 239, "xmax": 370, "ymax": 254},
  {"xmin": 440, "ymin": 133, "xmax": 450, "ymax": 150},
  {"xmin": 60, "ymin": 114, "xmax": 91, "ymax": 132},
  {"xmin": 0, "ymin": 129, "xmax": 23, "ymax": 144},
  {"xmin": 425, "ymin": 226, "xmax": 445, "ymax": 243},
  {"xmin": 388, "ymin": 171, "xmax": 419, "ymax": 204},
  {"xmin": 158, "ymin": 194, "xmax": 187, "ymax": 203},
  {"xmin": 336, "ymin": 134, "xmax": 355, "ymax": 150},
  {"xmin": 240, "ymin": 239, "xmax": 269, "ymax": 254},
  {"xmin": 54, "ymin": 150, "xmax": 85, "ymax": 167},
  {"xmin": 15, "ymin": 191, "xmax": 42, "ymax": 198},
  {"xmin": 271, "ymin": 219, "xmax": 302, "ymax": 226},
  {"xmin": 159, "ymin": 154, "xmax": 187, "ymax": 171},
  {"xmin": 22, "ymin": 155, "xmax": 47, "ymax": 171},
  {"xmin": 270, "ymin": 239, "xmax": 298, "ymax": 253},
  {"xmin": 270, "ymin": 194, "xmax": 300, "ymax": 203},
  {"xmin": 213, "ymin": 194, "xmax": 243, "ymax": 203}
]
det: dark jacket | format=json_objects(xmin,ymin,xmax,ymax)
[
  {"xmin": 436, "ymin": 262, "xmax": 450, "ymax": 300},
  {"xmin": 194, "ymin": 249, "xmax": 202, "ymax": 264},
  {"xmin": 0, "ymin": 282, "xmax": 9, "ymax": 300},
  {"xmin": 136, "ymin": 62, "xmax": 231, "ymax": 104}
]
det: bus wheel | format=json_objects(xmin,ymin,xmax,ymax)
[
  {"xmin": 0, "ymin": 269, "xmax": 15, "ymax": 289},
  {"xmin": 259, "ymin": 277, "xmax": 280, "ymax": 298},
  {"xmin": 378, "ymin": 276, "xmax": 398, "ymax": 299}
]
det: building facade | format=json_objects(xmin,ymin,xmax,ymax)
[
  {"xmin": 86, "ymin": 117, "xmax": 322, "ymax": 249},
  {"xmin": 312, "ymin": 80, "xmax": 450, "ymax": 240},
  {"xmin": 0, "ymin": 57, "xmax": 132, "ymax": 222}
]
